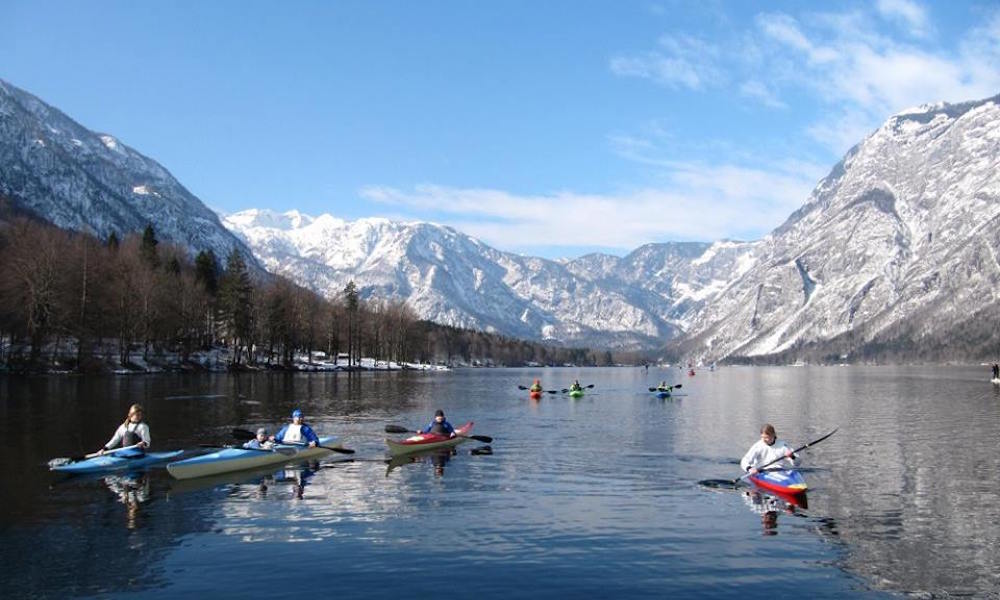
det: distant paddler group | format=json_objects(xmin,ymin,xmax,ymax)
[{"xmin": 518, "ymin": 379, "xmax": 595, "ymax": 398}]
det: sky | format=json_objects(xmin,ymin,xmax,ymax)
[{"xmin": 2, "ymin": 0, "xmax": 999, "ymax": 258}]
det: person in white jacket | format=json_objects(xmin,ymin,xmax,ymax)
[
  {"xmin": 740, "ymin": 423, "xmax": 797, "ymax": 475},
  {"xmin": 97, "ymin": 404, "xmax": 151, "ymax": 455}
]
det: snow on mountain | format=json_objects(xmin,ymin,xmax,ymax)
[
  {"xmin": 0, "ymin": 78, "xmax": 255, "ymax": 264},
  {"xmin": 679, "ymin": 93, "xmax": 1000, "ymax": 361},
  {"xmin": 5, "ymin": 75, "xmax": 998, "ymax": 357},
  {"xmin": 223, "ymin": 209, "xmax": 719, "ymax": 348}
]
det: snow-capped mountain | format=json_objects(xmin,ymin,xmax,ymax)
[
  {"xmin": 0, "ymin": 78, "xmax": 254, "ymax": 264},
  {"xmin": 222, "ymin": 209, "xmax": 745, "ymax": 348},
  {"xmin": 4, "ymin": 75, "xmax": 998, "ymax": 358},
  {"xmin": 677, "ymin": 93, "xmax": 1000, "ymax": 361}
]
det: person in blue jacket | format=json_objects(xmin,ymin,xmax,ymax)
[
  {"xmin": 418, "ymin": 409, "xmax": 455, "ymax": 437},
  {"xmin": 274, "ymin": 409, "xmax": 320, "ymax": 447}
]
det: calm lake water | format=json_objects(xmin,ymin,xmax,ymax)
[{"xmin": 2, "ymin": 366, "xmax": 999, "ymax": 598}]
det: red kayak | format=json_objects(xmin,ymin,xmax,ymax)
[
  {"xmin": 385, "ymin": 422, "xmax": 474, "ymax": 457},
  {"xmin": 529, "ymin": 390, "xmax": 542, "ymax": 400}
]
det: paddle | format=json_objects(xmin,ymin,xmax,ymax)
[
  {"xmin": 231, "ymin": 428, "xmax": 356, "ymax": 454},
  {"xmin": 562, "ymin": 384, "xmax": 595, "ymax": 393},
  {"xmin": 384, "ymin": 424, "xmax": 493, "ymax": 444},
  {"xmin": 48, "ymin": 442, "xmax": 146, "ymax": 468},
  {"xmin": 518, "ymin": 385, "xmax": 560, "ymax": 394},
  {"xmin": 198, "ymin": 443, "xmax": 298, "ymax": 456},
  {"xmin": 727, "ymin": 428, "xmax": 838, "ymax": 485},
  {"xmin": 648, "ymin": 384, "xmax": 683, "ymax": 392}
]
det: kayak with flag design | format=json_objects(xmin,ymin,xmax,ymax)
[{"xmin": 748, "ymin": 469, "xmax": 808, "ymax": 497}]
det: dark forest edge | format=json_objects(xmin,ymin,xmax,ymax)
[{"xmin": 0, "ymin": 203, "xmax": 647, "ymax": 374}]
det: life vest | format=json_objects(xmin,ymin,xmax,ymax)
[{"xmin": 284, "ymin": 423, "xmax": 304, "ymax": 443}]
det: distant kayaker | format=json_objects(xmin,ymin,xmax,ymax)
[
  {"xmin": 992, "ymin": 363, "xmax": 999, "ymax": 379},
  {"xmin": 97, "ymin": 403, "xmax": 150, "ymax": 456},
  {"xmin": 740, "ymin": 424, "xmax": 797, "ymax": 475},
  {"xmin": 243, "ymin": 427, "xmax": 275, "ymax": 450},
  {"xmin": 529, "ymin": 379, "xmax": 543, "ymax": 393},
  {"xmin": 569, "ymin": 380, "xmax": 582, "ymax": 392},
  {"xmin": 657, "ymin": 381, "xmax": 672, "ymax": 391},
  {"xmin": 274, "ymin": 409, "xmax": 319, "ymax": 447},
  {"xmin": 418, "ymin": 409, "xmax": 456, "ymax": 437}
]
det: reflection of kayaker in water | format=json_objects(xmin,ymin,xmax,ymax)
[
  {"xmin": 97, "ymin": 404, "xmax": 150, "ymax": 456},
  {"xmin": 740, "ymin": 424, "xmax": 797, "ymax": 475},
  {"xmin": 274, "ymin": 409, "xmax": 320, "ymax": 447},
  {"xmin": 418, "ymin": 409, "xmax": 456, "ymax": 437}
]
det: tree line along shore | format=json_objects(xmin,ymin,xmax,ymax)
[{"xmin": 0, "ymin": 212, "xmax": 645, "ymax": 374}]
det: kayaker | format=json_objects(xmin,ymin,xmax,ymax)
[
  {"xmin": 740, "ymin": 424, "xmax": 797, "ymax": 475},
  {"xmin": 274, "ymin": 409, "xmax": 320, "ymax": 447},
  {"xmin": 529, "ymin": 379, "xmax": 543, "ymax": 393},
  {"xmin": 243, "ymin": 427, "xmax": 275, "ymax": 450},
  {"xmin": 992, "ymin": 363, "xmax": 999, "ymax": 379},
  {"xmin": 97, "ymin": 403, "xmax": 150, "ymax": 456},
  {"xmin": 657, "ymin": 381, "xmax": 672, "ymax": 391},
  {"xmin": 418, "ymin": 409, "xmax": 456, "ymax": 437},
  {"xmin": 569, "ymin": 380, "xmax": 582, "ymax": 392}
]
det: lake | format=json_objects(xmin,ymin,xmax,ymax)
[{"xmin": 2, "ymin": 365, "xmax": 998, "ymax": 598}]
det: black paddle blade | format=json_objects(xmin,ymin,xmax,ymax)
[
  {"xmin": 465, "ymin": 434, "xmax": 493, "ymax": 443},
  {"xmin": 330, "ymin": 446, "xmax": 356, "ymax": 454},
  {"xmin": 470, "ymin": 445, "xmax": 493, "ymax": 455},
  {"xmin": 648, "ymin": 387, "xmax": 657, "ymax": 392},
  {"xmin": 546, "ymin": 390, "xmax": 559, "ymax": 394},
  {"xmin": 586, "ymin": 384, "xmax": 595, "ymax": 388},
  {"xmin": 385, "ymin": 425, "xmax": 411, "ymax": 434},
  {"xmin": 674, "ymin": 384, "xmax": 682, "ymax": 389},
  {"xmin": 698, "ymin": 478, "xmax": 741, "ymax": 489},
  {"xmin": 517, "ymin": 385, "xmax": 528, "ymax": 390}
]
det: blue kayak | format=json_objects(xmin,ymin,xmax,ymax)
[
  {"xmin": 166, "ymin": 436, "xmax": 339, "ymax": 480},
  {"xmin": 51, "ymin": 449, "xmax": 184, "ymax": 474},
  {"xmin": 654, "ymin": 390, "xmax": 671, "ymax": 398}
]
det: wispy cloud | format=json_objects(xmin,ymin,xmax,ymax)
[
  {"xmin": 876, "ymin": 0, "xmax": 932, "ymax": 38},
  {"xmin": 610, "ymin": 34, "xmax": 723, "ymax": 90},
  {"xmin": 753, "ymin": 6, "xmax": 1000, "ymax": 154},
  {"xmin": 739, "ymin": 80, "xmax": 787, "ymax": 108},
  {"xmin": 361, "ymin": 154, "xmax": 825, "ymax": 253}
]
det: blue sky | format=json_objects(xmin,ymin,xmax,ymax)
[{"xmin": 3, "ymin": 0, "xmax": 998, "ymax": 258}]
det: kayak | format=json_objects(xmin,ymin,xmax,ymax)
[
  {"xmin": 654, "ymin": 390, "xmax": 671, "ymax": 399},
  {"xmin": 385, "ymin": 422, "xmax": 473, "ymax": 457},
  {"xmin": 568, "ymin": 389, "xmax": 584, "ymax": 398},
  {"xmin": 748, "ymin": 469, "xmax": 807, "ymax": 497},
  {"xmin": 992, "ymin": 378, "xmax": 1000, "ymax": 385},
  {"xmin": 51, "ymin": 450, "xmax": 184, "ymax": 474},
  {"xmin": 166, "ymin": 436, "xmax": 338, "ymax": 480},
  {"xmin": 529, "ymin": 390, "xmax": 542, "ymax": 400}
]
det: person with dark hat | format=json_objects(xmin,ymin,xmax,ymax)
[{"xmin": 418, "ymin": 409, "xmax": 456, "ymax": 437}]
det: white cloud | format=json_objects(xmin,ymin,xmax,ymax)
[
  {"xmin": 739, "ymin": 80, "xmax": 787, "ymax": 108},
  {"xmin": 876, "ymin": 0, "xmax": 932, "ymax": 38},
  {"xmin": 361, "ymin": 156, "xmax": 824, "ymax": 252},
  {"xmin": 753, "ymin": 7, "xmax": 1000, "ymax": 155},
  {"xmin": 610, "ymin": 34, "xmax": 723, "ymax": 90}
]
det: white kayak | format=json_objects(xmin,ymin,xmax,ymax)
[{"xmin": 166, "ymin": 436, "xmax": 339, "ymax": 480}]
